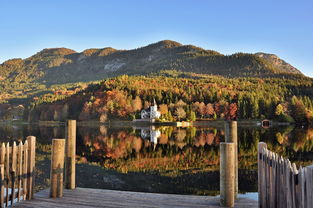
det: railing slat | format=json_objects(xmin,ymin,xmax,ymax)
[
  {"xmin": 258, "ymin": 142, "xmax": 267, "ymax": 208},
  {"xmin": 258, "ymin": 142, "xmax": 313, "ymax": 208},
  {"xmin": 0, "ymin": 144, "xmax": 4, "ymax": 208},
  {"xmin": 5, "ymin": 143, "xmax": 10, "ymax": 207},
  {"xmin": 17, "ymin": 142, "xmax": 23, "ymax": 202},
  {"xmin": 26, "ymin": 136, "xmax": 36, "ymax": 200},
  {"xmin": 23, "ymin": 141, "xmax": 28, "ymax": 200},
  {"xmin": 0, "ymin": 164, "xmax": 4, "ymax": 208},
  {"xmin": 11, "ymin": 142, "xmax": 17, "ymax": 206}
]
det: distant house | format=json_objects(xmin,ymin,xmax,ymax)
[
  {"xmin": 140, "ymin": 99, "xmax": 161, "ymax": 121},
  {"xmin": 262, "ymin": 119, "xmax": 272, "ymax": 128}
]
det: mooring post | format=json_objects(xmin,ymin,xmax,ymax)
[
  {"xmin": 220, "ymin": 142, "xmax": 235, "ymax": 207},
  {"xmin": 50, "ymin": 139, "xmax": 65, "ymax": 198},
  {"xmin": 224, "ymin": 121, "xmax": 238, "ymax": 198},
  {"xmin": 66, "ymin": 120, "xmax": 76, "ymax": 189}
]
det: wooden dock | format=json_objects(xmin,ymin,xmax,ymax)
[{"xmin": 14, "ymin": 188, "xmax": 257, "ymax": 208}]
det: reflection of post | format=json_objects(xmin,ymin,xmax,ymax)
[
  {"xmin": 224, "ymin": 121, "xmax": 238, "ymax": 198},
  {"xmin": 50, "ymin": 139, "xmax": 65, "ymax": 198},
  {"xmin": 220, "ymin": 142, "xmax": 235, "ymax": 207},
  {"xmin": 66, "ymin": 120, "xmax": 76, "ymax": 189}
]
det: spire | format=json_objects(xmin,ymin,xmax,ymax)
[{"xmin": 153, "ymin": 98, "xmax": 157, "ymax": 106}]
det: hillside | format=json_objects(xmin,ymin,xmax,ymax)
[
  {"xmin": 23, "ymin": 72, "xmax": 313, "ymax": 125},
  {"xmin": 0, "ymin": 40, "xmax": 306, "ymax": 104}
]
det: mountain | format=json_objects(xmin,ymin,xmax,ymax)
[
  {"xmin": 255, "ymin": 53, "xmax": 302, "ymax": 74},
  {"xmin": 0, "ymin": 40, "xmax": 308, "ymax": 104},
  {"xmin": 0, "ymin": 40, "xmax": 304, "ymax": 85}
]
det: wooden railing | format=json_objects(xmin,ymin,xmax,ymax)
[
  {"xmin": 0, "ymin": 136, "xmax": 36, "ymax": 207},
  {"xmin": 258, "ymin": 142, "xmax": 313, "ymax": 208}
]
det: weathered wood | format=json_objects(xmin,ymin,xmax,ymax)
[
  {"xmin": 66, "ymin": 120, "xmax": 76, "ymax": 190},
  {"xmin": 14, "ymin": 188, "xmax": 258, "ymax": 208},
  {"xmin": 298, "ymin": 166, "xmax": 304, "ymax": 208},
  {"xmin": 270, "ymin": 152, "xmax": 276, "ymax": 208},
  {"xmin": 5, "ymin": 143, "xmax": 9, "ymax": 207},
  {"xmin": 0, "ymin": 144, "xmax": 4, "ymax": 165},
  {"xmin": 257, "ymin": 142, "xmax": 266, "ymax": 208},
  {"xmin": 11, "ymin": 142, "xmax": 17, "ymax": 206},
  {"xmin": 50, "ymin": 139, "xmax": 65, "ymax": 198},
  {"xmin": 220, "ymin": 142, "xmax": 235, "ymax": 207},
  {"xmin": 26, "ymin": 136, "xmax": 36, "ymax": 200},
  {"xmin": 0, "ymin": 144, "xmax": 4, "ymax": 208},
  {"xmin": 306, "ymin": 165, "xmax": 313, "ymax": 208},
  {"xmin": 224, "ymin": 121, "xmax": 238, "ymax": 199},
  {"xmin": 0, "ymin": 164, "xmax": 4, "ymax": 208},
  {"xmin": 22, "ymin": 141, "xmax": 28, "ymax": 200},
  {"xmin": 17, "ymin": 142, "xmax": 23, "ymax": 202}
]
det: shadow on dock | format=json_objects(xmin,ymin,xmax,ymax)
[{"xmin": 14, "ymin": 188, "xmax": 258, "ymax": 208}]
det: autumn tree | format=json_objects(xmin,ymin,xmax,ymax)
[
  {"xmin": 132, "ymin": 96, "xmax": 142, "ymax": 111},
  {"xmin": 205, "ymin": 103, "xmax": 214, "ymax": 118},
  {"xmin": 175, "ymin": 107, "xmax": 186, "ymax": 121}
]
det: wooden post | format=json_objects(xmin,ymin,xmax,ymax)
[
  {"xmin": 26, "ymin": 136, "xmax": 36, "ymax": 200},
  {"xmin": 258, "ymin": 142, "xmax": 267, "ymax": 208},
  {"xmin": 224, "ymin": 121, "xmax": 238, "ymax": 198},
  {"xmin": 66, "ymin": 120, "xmax": 76, "ymax": 189},
  {"xmin": 0, "ymin": 164, "xmax": 4, "ymax": 208},
  {"xmin": 50, "ymin": 139, "xmax": 65, "ymax": 198},
  {"xmin": 220, "ymin": 142, "xmax": 235, "ymax": 207}
]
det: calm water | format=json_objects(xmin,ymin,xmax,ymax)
[{"xmin": 0, "ymin": 123, "xmax": 312, "ymax": 195}]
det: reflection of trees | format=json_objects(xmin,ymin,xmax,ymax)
[
  {"xmin": 76, "ymin": 126, "xmax": 223, "ymax": 172},
  {"xmin": 1, "ymin": 124, "xmax": 312, "ymax": 172}
]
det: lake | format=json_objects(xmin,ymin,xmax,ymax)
[{"xmin": 0, "ymin": 122, "xmax": 312, "ymax": 195}]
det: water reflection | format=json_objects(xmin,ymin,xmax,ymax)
[{"xmin": 0, "ymin": 123, "xmax": 312, "ymax": 195}]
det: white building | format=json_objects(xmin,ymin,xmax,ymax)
[{"xmin": 140, "ymin": 99, "xmax": 161, "ymax": 121}]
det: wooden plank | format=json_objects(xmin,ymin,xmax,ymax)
[
  {"xmin": 0, "ymin": 164, "xmax": 4, "ymax": 208},
  {"xmin": 271, "ymin": 153, "xmax": 277, "ymax": 208},
  {"xmin": 298, "ymin": 166, "xmax": 304, "ymax": 208},
  {"xmin": 5, "ymin": 143, "xmax": 9, "ymax": 207},
  {"xmin": 281, "ymin": 156, "xmax": 287, "ymax": 208},
  {"xmin": 14, "ymin": 188, "xmax": 258, "ymax": 208},
  {"xmin": 26, "ymin": 136, "xmax": 36, "ymax": 200},
  {"xmin": 286, "ymin": 160, "xmax": 292, "ymax": 208},
  {"xmin": 306, "ymin": 166, "xmax": 313, "ymax": 208},
  {"xmin": 262, "ymin": 148, "xmax": 268, "ymax": 208},
  {"xmin": 17, "ymin": 142, "xmax": 23, "ymax": 202},
  {"xmin": 11, "ymin": 141, "xmax": 17, "ymax": 206},
  {"xmin": 22, "ymin": 141, "xmax": 28, "ymax": 200},
  {"xmin": 0, "ymin": 144, "xmax": 5, "ymax": 208},
  {"xmin": 0, "ymin": 144, "xmax": 4, "ymax": 165},
  {"xmin": 257, "ymin": 142, "xmax": 267, "ymax": 208},
  {"xmin": 267, "ymin": 150, "xmax": 271, "ymax": 208}
]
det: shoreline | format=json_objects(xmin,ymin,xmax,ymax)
[{"xmin": 0, "ymin": 119, "xmax": 292, "ymax": 127}]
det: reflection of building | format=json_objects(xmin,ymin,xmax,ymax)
[
  {"xmin": 140, "ymin": 99, "xmax": 161, "ymax": 122},
  {"xmin": 140, "ymin": 126, "xmax": 160, "ymax": 143},
  {"xmin": 135, "ymin": 126, "xmax": 161, "ymax": 149}
]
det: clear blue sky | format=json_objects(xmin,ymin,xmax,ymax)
[{"xmin": 1, "ymin": 0, "xmax": 312, "ymax": 77}]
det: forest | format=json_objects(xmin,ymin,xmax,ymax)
[{"xmin": 22, "ymin": 70, "xmax": 313, "ymax": 125}]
